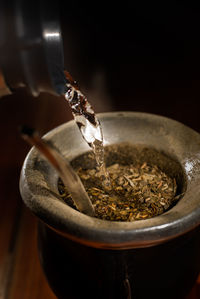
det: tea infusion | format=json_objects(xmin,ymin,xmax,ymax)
[{"xmin": 62, "ymin": 73, "xmax": 178, "ymax": 221}]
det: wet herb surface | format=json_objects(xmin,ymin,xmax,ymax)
[{"xmin": 58, "ymin": 146, "xmax": 180, "ymax": 221}]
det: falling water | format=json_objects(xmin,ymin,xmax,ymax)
[{"xmin": 64, "ymin": 72, "xmax": 111, "ymax": 190}]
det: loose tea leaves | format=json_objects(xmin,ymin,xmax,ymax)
[{"xmin": 58, "ymin": 161, "xmax": 178, "ymax": 221}]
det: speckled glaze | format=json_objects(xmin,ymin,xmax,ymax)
[{"xmin": 20, "ymin": 112, "xmax": 200, "ymax": 299}]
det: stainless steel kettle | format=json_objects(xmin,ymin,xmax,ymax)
[{"xmin": 0, "ymin": 0, "xmax": 66, "ymax": 97}]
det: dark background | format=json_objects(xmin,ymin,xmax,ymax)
[
  {"xmin": 1, "ymin": 2, "xmax": 200, "ymax": 298},
  {"xmin": 2, "ymin": 1, "xmax": 200, "ymax": 170},
  {"xmin": 61, "ymin": 1, "xmax": 200, "ymax": 131}
]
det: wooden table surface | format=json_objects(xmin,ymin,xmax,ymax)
[
  {"xmin": 0, "ymin": 92, "xmax": 67, "ymax": 299},
  {"xmin": 1, "ymin": 91, "xmax": 200, "ymax": 299}
]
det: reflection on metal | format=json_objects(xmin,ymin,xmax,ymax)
[
  {"xmin": 43, "ymin": 30, "xmax": 60, "ymax": 40},
  {"xmin": 124, "ymin": 277, "xmax": 132, "ymax": 299},
  {"xmin": 184, "ymin": 155, "xmax": 200, "ymax": 181}
]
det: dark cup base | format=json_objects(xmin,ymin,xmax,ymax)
[{"xmin": 38, "ymin": 221, "xmax": 200, "ymax": 299}]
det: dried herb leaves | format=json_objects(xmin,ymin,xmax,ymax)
[{"xmin": 58, "ymin": 161, "xmax": 178, "ymax": 222}]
